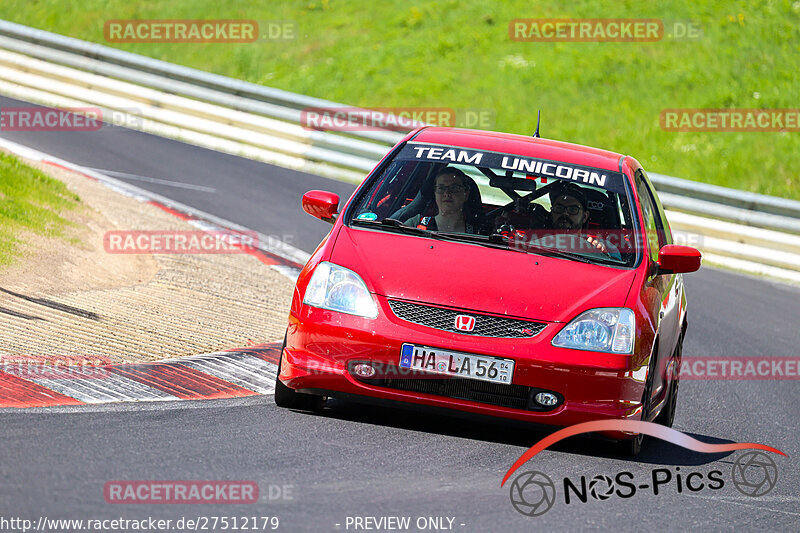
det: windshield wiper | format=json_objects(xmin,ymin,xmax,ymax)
[
  {"xmin": 582, "ymin": 253, "xmax": 627, "ymax": 265},
  {"xmin": 352, "ymin": 219, "xmax": 604, "ymax": 260},
  {"xmin": 513, "ymin": 241, "xmax": 594, "ymax": 263},
  {"xmin": 433, "ymin": 231, "xmax": 523, "ymax": 251},
  {"xmin": 381, "ymin": 218, "xmax": 415, "ymax": 228},
  {"xmin": 352, "ymin": 219, "xmax": 518, "ymax": 251},
  {"xmin": 351, "ymin": 218, "xmax": 441, "ymax": 238},
  {"xmin": 526, "ymin": 240, "xmax": 631, "ymax": 265}
]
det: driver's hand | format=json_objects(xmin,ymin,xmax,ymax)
[{"xmin": 585, "ymin": 236, "xmax": 609, "ymax": 254}]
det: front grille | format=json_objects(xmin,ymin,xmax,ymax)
[
  {"xmin": 388, "ymin": 300, "xmax": 546, "ymax": 338},
  {"xmin": 362, "ymin": 375, "xmax": 561, "ymax": 411}
]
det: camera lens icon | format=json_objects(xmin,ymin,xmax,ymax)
[
  {"xmin": 732, "ymin": 451, "xmax": 778, "ymax": 497},
  {"xmin": 509, "ymin": 471, "xmax": 556, "ymax": 516},
  {"xmin": 588, "ymin": 475, "xmax": 615, "ymax": 500}
]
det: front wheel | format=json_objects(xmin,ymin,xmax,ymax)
[
  {"xmin": 655, "ymin": 337, "xmax": 683, "ymax": 428},
  {"xmin": 616, "ymin": 432, "xmax": 643, "ymax": 457},
  {"xmin": 615, "ymin": 343, "xmax": 658, "ymax": 457},
  {"xmin": 274, "ymin": 338, "xmax": 325, "ymax": 412},
  {"xmin": 655, "ymin": 378, "xmax": 679, "ymax": 428}
]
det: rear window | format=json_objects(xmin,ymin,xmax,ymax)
[{"xmin": 349, "ymin": 142, "xmax": 638, "ymax": 267}]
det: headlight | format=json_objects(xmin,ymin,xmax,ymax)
[
  {"xmin": 552, "ymin": 308, "xmax": 635, "ymax": 354},
  {"xmin": 303, "ymin": 261, "xmax": 378, "ymax": 318}
]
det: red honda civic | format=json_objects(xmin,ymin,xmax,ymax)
[{"xmin": 275, "ymin": 126, "xmax": 701, "ymax": 455}]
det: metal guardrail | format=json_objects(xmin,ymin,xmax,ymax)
[
  {"xmin": 648, "ymin": 173, "xmax": 800, "ymax": 219},
  {"xmin": 0, "ymin": 19, "xmax": 799, "ymax": 283},
  {"xmin": 0, "ymin": 20, "xmax": 403, "ymax": 145}
]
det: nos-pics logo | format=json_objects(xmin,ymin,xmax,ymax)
[{"xmin": 502, "ymin": 420, "xmax": 784, "ymax": 517}]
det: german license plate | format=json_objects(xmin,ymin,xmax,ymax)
[{"xmin": 399, "ymin": 343, "xmax": 514, "ymax": 385}]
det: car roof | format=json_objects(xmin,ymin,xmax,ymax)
[{"xmin": 412, "ymin": 127, "xmax": 625, "ymax": 173}]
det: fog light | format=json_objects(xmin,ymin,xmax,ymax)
[
  {"xmin": 352, "ymin": 363, "xmax": 376, "ymax": 378},
  {"xmin": 534, "ymin": 392, "xmax": 558, "ymax": 407}
]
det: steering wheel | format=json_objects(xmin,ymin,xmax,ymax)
[
  {"xmin": 486, "ymin": 200, "xmax": 549, "ymax": 230},
  {"xmin": 485, "ymin": 201, "xmax": 516, "ymax": 220}
]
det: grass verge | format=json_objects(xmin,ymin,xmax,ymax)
[{"xmin": 0, "ymin": 152, "xmax": 81, "ymax": 266}]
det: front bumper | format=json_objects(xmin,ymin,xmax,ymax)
[{"xmin": 281, "ymin": 295, "xmax": 649, "ymax": 436}]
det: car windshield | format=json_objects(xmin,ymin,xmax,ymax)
[{"xmin": 348, "ymin": 141, "xmax": 639, "ymax": 266}]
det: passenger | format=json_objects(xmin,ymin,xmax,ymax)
[
  {"xmin": 549, "ymin": 182, "xmax": 590, "ymax": 230},
  {"xmin": 405, "ymin": 167, "xmax": 482, "ymax": 233},
  {"xmin": 545, "ymin": 182, "xmax": 621, "ymax": 259}
]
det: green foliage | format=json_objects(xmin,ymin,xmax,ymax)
[
  {"xmin": 1, "ymin": 0, "xmax": 798, "ymax": 198},
  {"xmin": 0, "ymin": 152, "xmax": 80, "ymax": 265}
]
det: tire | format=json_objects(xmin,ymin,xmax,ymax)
[
  {"xmin": 616, "ymin": 431, "xmax": 643, "ymax": 457},
  {"xmin": 274, "ymin": 336, "xmax": 325, "ymax": 412},
  {"xmin": 655, "ymin": 336, "xmax": 683, "ymax": 428},
  {"xmin": 615, "ymin": 342, "xmax": 658, "ymax": 457},
  {"xmin": 655, "ymin": 378, "xmax": 679, "ymax": 428}
]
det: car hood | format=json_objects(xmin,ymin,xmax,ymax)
[{"xmin": 330, "ymin": 227, "xmax": 637, "ymax": 322}]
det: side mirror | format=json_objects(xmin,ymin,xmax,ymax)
[
  {"xmin": 657, "ymin": 244, "xmax": 701, "ymax": 275},
  {"xmin": 302, "ymin": 190, "xmax": 339, "ymax": 224}
]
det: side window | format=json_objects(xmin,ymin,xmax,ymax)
[
  {"xmin": 363, "ymin": 161, "xmax": 422, "ymax": 218},
  {"xmin": 634, "ymin": 170, "xmax": 662, "ymax": 262},
  {"xmin": 639, "ymin": 169, "xmax": 673, "ymax": 246}
]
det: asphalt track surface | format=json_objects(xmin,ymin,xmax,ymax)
[{"xmin": 1, "ymin": 95, "xmax": 799, "ymax": 532}]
